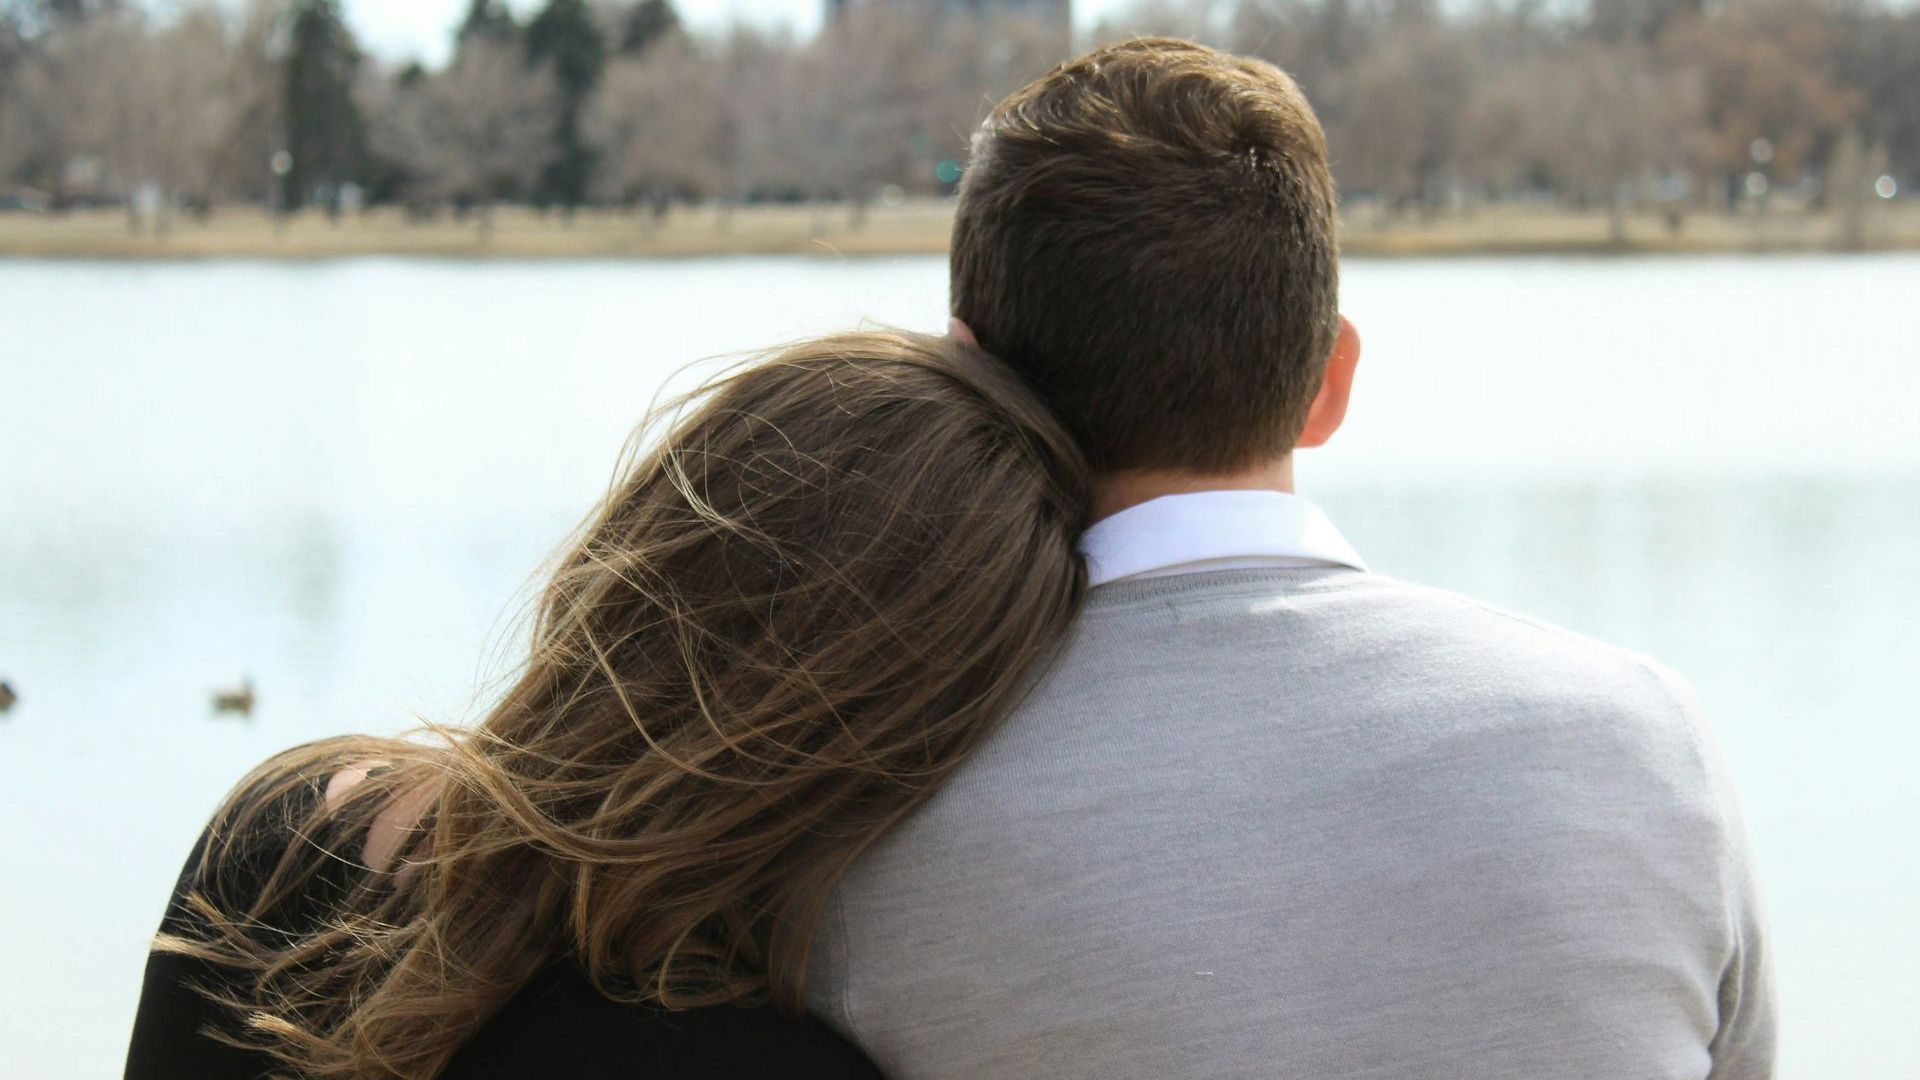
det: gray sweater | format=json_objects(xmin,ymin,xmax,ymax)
[{"xmin": 806, "ymin": 568, "xmax": 1775, "ymax": 1079}]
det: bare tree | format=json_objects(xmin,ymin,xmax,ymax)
[
  {"xmin": 803, "ymin": 8, "xmax": 922, "ymax": 222},
  {"xmin": 1332, "ymin": 23, "xmax": 1471, "ymax": 217},
  {"xmin": 208, "ymin": 0, "xmax": 291, "ymax": 207},
  {"xmin": 144, "ymin": 5, "xmax": 260, "ymax": 222},
  {"xmin": 583, "ymin": 35, "xmax": 722, "ymax": 219},
  {"xmin": 1464, "ymin": 40, "xmax": 1700, "ymax": 240},
  {"xmin": 0, "ymin": 8, "xmax": 149, "ymax": 206},
  {"xmin": 0, "ymin": 2, "xmax": 282, "ymax": 222},
  {"xmin": 368, "ymin": 38, "xmax": 557, "ymax": 234},
  {"xmin": 1658, "ymin": 0, "xmax": 1859, "ymax": 211},
  {"xmin": 797, "ymin": 7, "xmax": 1066, "ymax": 222},
  {"xmin": 920, "ymin": 11, "xmax": 1069, "ymax": 174},
  {"xmin": 712, "ymin": 23, "xmax": 805, "ymax": 216}
]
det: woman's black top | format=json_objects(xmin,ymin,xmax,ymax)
[{"xmin": 123, "ymin": 777, "xmax": 884, "ymax": 1080}]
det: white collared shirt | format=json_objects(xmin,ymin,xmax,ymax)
[{"xmin": 1078, "ymin": 489, "xmax": 1368, "ymax": 587}]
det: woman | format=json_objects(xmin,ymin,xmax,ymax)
[{"xmin": 125, "ymin": 330, "xmax": 1089, "ymax": 1079}]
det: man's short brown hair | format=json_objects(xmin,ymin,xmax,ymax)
[{"xmin": 951, "ymin": 38, "xmax": 1339, "ymax": 474}]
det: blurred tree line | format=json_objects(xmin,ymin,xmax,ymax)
[{"xmin": 0, "ymin": 0, "xmax": 1912, "ymax": 231}]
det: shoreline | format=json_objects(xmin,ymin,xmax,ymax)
[{"xmin": 4, "ymin": 201, "xmax": 1916, "ymax": 260}]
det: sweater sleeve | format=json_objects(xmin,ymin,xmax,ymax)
[{"xmin": 1649, "ymin": 662, "xmax": 1778, "ymax": 1080}]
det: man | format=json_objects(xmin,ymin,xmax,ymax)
[{"xmin": 805, "ymin": 38, "xmax": 1775, "ymax": 1079}]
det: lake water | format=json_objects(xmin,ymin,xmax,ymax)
[{"xmin": 3, "ymin": 254, "xmax": 1917, "ymax": 1077}]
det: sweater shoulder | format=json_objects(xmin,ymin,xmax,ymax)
[
  {"xmin": 1066, "ymin": 569, "xmax": 1707, "ymax": 775},
  {"xmin": 1085, "ymin": 568, "xmax": 1683, "ymax": 701},
  {"xmin": 1366, "ymin": 573, "xmax": 1670, "ymax": 670}
]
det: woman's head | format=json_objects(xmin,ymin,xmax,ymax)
[
  {"xmin": 472, "ymin": 326, "xmax": 1091, "ymax": 991},
  {"xmin": 169, "ymin": 330, "xmax": 1089, "ymax": 1077}
]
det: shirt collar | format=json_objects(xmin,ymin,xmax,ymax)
[{"xmin": 1078, "ymin": 489, "xmax": 1368, "ymax": 588}]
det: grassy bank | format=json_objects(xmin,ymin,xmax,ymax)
[{"xmin": 3, "ymin": 199, "xmax": 1917, "ymax": 259}]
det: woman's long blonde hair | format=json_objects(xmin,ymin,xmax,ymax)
[{"xmin": 159, "ymin": 330, "xmax": 1090, "ymax": 1078}]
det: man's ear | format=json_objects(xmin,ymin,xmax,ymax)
[
  {"xmin": 948, "ymin": 317, "xmax": 978, "ymax": 347},
  {"xmin": 1297, "ymin": 316, "xmax": 1359, "ymax": 449}
]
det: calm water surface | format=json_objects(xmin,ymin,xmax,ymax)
[{"xmin": 3, "ymin": 254, "xmax": 1917, "ymax": 1076}]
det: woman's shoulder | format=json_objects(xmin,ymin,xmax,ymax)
[
  {"xmin": 167, "ymin": 769, "xmax": 321, "ymax": 917},
  {"xmin": 152, "ymin": 742, "xmax": 887, "ymax": 1078},
  {"xmin": 130, "ymin": 746, "xmax": 377, "ymax": 1080},
  {"xmin": 445, "ymin": 964, "xmax": 885, "ymax": 1079},
  {"xmin": 166, "ymin": 738, "xmax": 405, "ymax": 935}
]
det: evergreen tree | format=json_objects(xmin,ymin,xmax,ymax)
[
  {"xmin": 456, "ymin": 0, "xmax": 516, "ymax": 49},
  {"xmin": 620, "ymin": 0, "xmax": 681, "ymax": 56},
  {"xmin": 0, "ymin": 7, "xmax": 26, "ymax": 86},
  {"xmin": 524, "ymin": 0, "xmax": 606, "ymax": 210},
  {"xmin": 2, "ymin": 0, "xmax": 115, "ymax": 40},
  {"xmin": 282, "ymin": 0, "xmax": 365, "ymax": 213}
]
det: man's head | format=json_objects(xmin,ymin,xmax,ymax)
[{"xmin": 951, "ymin": 38, "xmax": 1350, "ymax": 477}]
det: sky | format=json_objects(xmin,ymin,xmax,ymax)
[{"xmin": 342, "ymin": 1, "xmax": 1133, "ymax": 66}]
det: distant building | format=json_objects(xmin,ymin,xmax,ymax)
[{"xmin": 825, "ymin": 0, "xmax": 1070, "ymax": 27}]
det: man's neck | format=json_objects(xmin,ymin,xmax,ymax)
[{"xmin": 1091, "ymin": 457, "xmax": 1295, "ymax": 523}]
